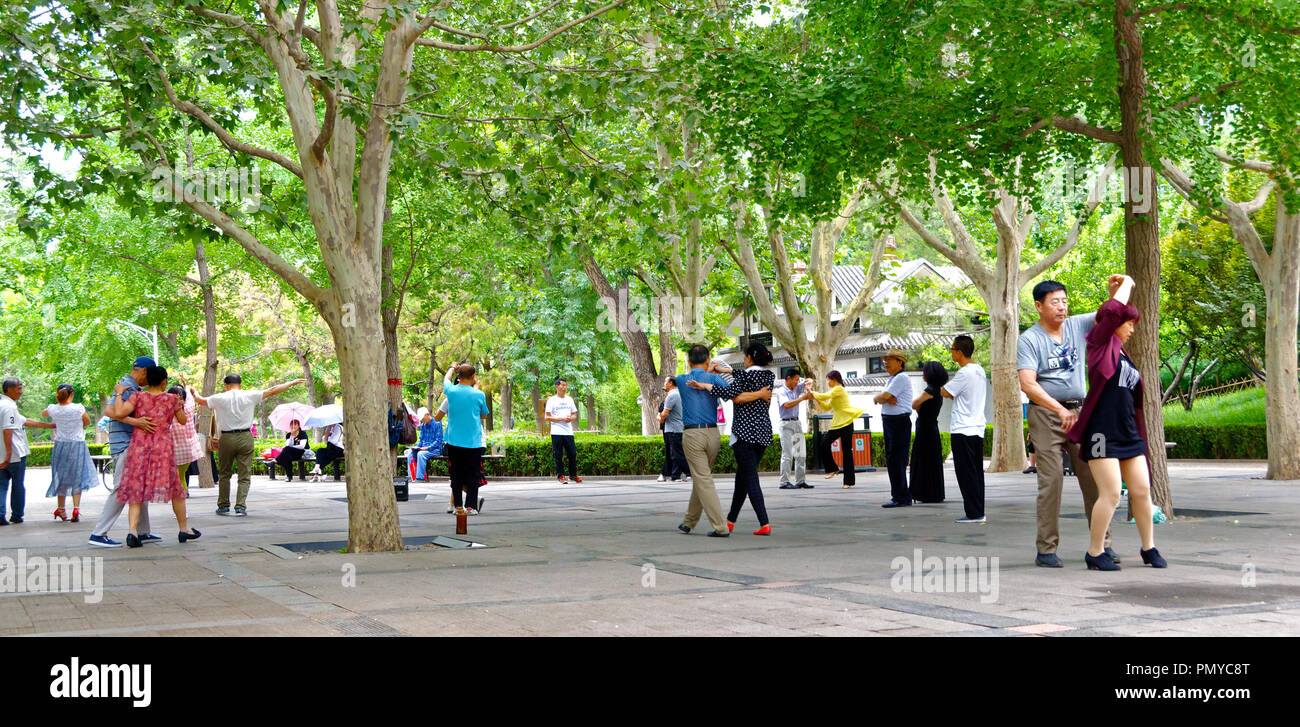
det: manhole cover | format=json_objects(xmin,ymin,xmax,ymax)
[
  {"xmin": 325, "ymin": 616, "xmax": 404, "ymax": 637},
  {"xmin": 1095, "ymin": 583, "xmax": 1300, "ymax": 609},
  {"xmin": 271, "ymin": 535, "xmax": 488, "ymax": 552},
  {"xmin": 1062, "ymin": 508, "xmax": 1266, "ymax": 520}
]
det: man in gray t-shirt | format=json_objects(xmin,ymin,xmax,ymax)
[
  {"xmin": 657, "ymin": 378, "xmax": 689, "ymax": 482},
  {"xmin": 1018, "ymin": 279, "xmax": 1118, "ymax": 567}
]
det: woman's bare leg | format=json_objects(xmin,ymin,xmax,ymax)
[
  {"xmin": 72, "ymin": 492, "xmax": 81, "ymax": 508},
  {"xmin": 1121, "ymin": 456, "xmax": 1154, "ymax": 550},
  {"xmin": 127, "ymin": 503, "xmax": 141, "ymax": 535},
  {"xmin": 1086, "ymin": 458, "xmax": 1123, "ymax": 556},
  {"xmin": 172, "ymin": 498, "xmax": 190, "ymax": 534},
  {"xmin": 57, "ymin": 495, "xmax": 66, "ymax": 510}
]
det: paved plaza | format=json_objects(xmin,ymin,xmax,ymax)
[{"xmin": 1, "ymin": 460, "xmax": 1297, "ymax": 637}]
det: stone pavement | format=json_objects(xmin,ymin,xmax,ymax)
[{"xmin": 1, "ymin": 460, "xmax": 1297, "ymax": 636}]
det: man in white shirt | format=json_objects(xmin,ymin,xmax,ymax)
[
  {"xmin": 194, "ymin": 373, "xmax": 303, "ymax": 516},
  {"xmin": 942, "ymin": 335, "xmax": 988, "ymax": 523},
  {"xmin": 0, "ymin": 378, "xmax": 55, "ymax": 525},
  {"xmin": 775, "ymin": 369, "xmax": 814, "ymax": 490},
  {"xmin": 874, "ymin": 348, "xmax": 915, "ymax": 508},
  {"xmin": 545, "ymin": 377, "xmax": 581, "ymax": 483}
]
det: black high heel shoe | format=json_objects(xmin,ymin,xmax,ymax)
[
  {"xmin": 1139, "ymin": 547, "xmax": 1167, "ymax": 568},
  {"xmin": 126, "ymin": 533, "xmax": 142, "ymax": 548},
  {"xmin": 179, "ymin": 528, "xmax": 202, "ymax": 543},
  {"xmin": 1085, "ymin": 551, "xmax": 1120, "ymax": 571}
]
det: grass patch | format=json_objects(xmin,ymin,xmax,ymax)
[{"xmin": 1162, "ymin": 387, "xmax": 1264, "ymax": 428}]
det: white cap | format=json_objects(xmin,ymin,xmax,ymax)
[{"xmin": 416, "ymin": 407, "xmax": 430, "ymax": 419}]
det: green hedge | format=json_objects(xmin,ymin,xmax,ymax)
[
  {"xmin": 409, "ymin": 432, "xmax": 953, "ymax": 478},
  {"xmin": 1161, "ymin": 423, "xmax": 1267, "ymax": 459},
  {"xmin": 973, "ymin": 422, "xmax": 1266, "ymax": 460},
  {"xmin": 24, "ymin": 443, "xmax": 109, "ymax": 468}
]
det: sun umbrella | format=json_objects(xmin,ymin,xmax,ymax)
[
  {"xmin": 269, "ymin": 402, "xmax": 316, "ymax": 432},
  {"xmin": 302, "ymin": 403, "xmax": 344, "ymax": 429}
]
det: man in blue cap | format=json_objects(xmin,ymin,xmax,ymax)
[{"xmin": 88, "ymin": 356, "xmax": 162, "ymax": 547}]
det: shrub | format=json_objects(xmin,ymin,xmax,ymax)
[{"xmin": 24, "ymin": 442, "xmax": 109, "ymax": 468}]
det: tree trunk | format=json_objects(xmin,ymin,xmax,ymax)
[
  {"xmin": 986, "ymin": 295, "xmax": 1027, "ymax": 471},
  {"xmin": 193, "ymin": 239, "xmax": 218, "ymax": 488},
  {"xmin": 501, "ymin": 378, "xmax": 513, "ymax": 431},
  {"xmin": 1162, "ymin": 342, "xmax": 1194, "ymax": 405},
  {"xmin": 1114, "ymin": 1, "xmax": 1172, "ymax": 515},
  {"xmin": 1263, "ymin": 198, "xmax": 1300, "ymax": 479},
  {"xmin": 530, "ymin": 379, "xmax": 544, "ymax": 432},
  {"xmin": 578, "ymin": 248, "xmax": 665, "ymax": 434},
  {"xmin": 381, "ymin": 242, "xmax": 405, "ymax": 424},
  {"xmin": 586, "ymin": 392, "xmax": 597, "ymax": 432},
  {"xmin": 320, "ymin": 282, "xmax": 403, "ymax": 553}
]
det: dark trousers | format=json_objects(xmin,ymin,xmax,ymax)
[
  {"xmin": 0, "ymin": 456, "xmax": 26, "ymax": 520},
  {"xmin": 276, "ymin": 447, "xmax": 307, "ymax": 480},
  {"xmin": 728, "ymin": 441, "xmax": 769, "ymax": 526},
  {"xmin": 881, "ymin": 414, "xmax": 912, "ymax": 503},
  {"xmin": 551, "ymin": 434, "xmax": 577, "ymax": 478},
  {"xmin": 316, "ymin": 443, "xmax": 344, "ymax": 469},
  {"xmin": 661, "ymin": 432, "xmax": 688, "ymax": 479},
  {"xmin": 821, "ymin": 424, "xmax": 856, "ymax": 486},
  {"xmin": 447, "ymin": 444, "xmax": 483, "ymax": 509},
  {"xmin": 951, "ymin": 434, "xmax": 985, "ymax": 519}
]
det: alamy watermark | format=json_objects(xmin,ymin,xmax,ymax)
[
  {"xmin": 890, "ymin": 548, "xmax": 1000, "ymax": 604},
  {"xmin": 597, "ymin": 288, "xmax": 709, "ymax": 337},
  {"xmin": 151, "ymin": 162, "xmax": 261, "ymax": 209},
  {"xmin": 0, "ymin": 549, "xmax": 103, "ymax": 604}
]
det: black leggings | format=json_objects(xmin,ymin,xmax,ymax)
[
  {"xmin": 728, "ymin": 440, "xmax": 770, "ymax": 526},
  {"xmin": 822, "ymin": 424, "xmax": 855, "ymax": 486},
  {"xmin": 447, "ymin": 444, "xmax": 484, "ymax": 509}
]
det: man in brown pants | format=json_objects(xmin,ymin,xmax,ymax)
[
  {"xmin": 195, "ymin": 374, "xmax": 304, "ymax": 517},
  {"xmin": 1018, "ymin": 279, "xmax": 1117, "ymax": 568},
  {"xmin": 674, "ymin": 345, "xmax": 735, "ymax": 537}
]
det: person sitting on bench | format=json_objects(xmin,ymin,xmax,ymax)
[
  {"xmin": 310, "ymin": 423, "xmax": 344, "ymax": 481},
  {"xmin": 407, "ymin": 407, "xmax": 444, "ymax": 481},
  {"xmin": 276, "ymin": 419, "xmax": 310, "ymax": 481}
]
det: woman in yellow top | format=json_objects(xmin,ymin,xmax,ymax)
[{"xmin": 810, "ymin": 371, "xmax": 865, "ymax": 488}]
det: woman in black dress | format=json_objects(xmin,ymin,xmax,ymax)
[
  {"xmin": 687, "ymin": 342, "xmax": 775, "ymax": 535},
  {"xmin": 908, "ymin": 362, "xmax": 948, "ymax": 503},
  {"xmin": 1067, "ymin": 274, "xmax": 1166, "ymax": 571}
]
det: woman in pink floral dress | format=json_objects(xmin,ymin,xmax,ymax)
[{"xmin": 113, "ymin": 366, "xmax": 201, "ymax": 548}]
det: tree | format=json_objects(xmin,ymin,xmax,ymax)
[
  {"xmin": 0, "ymin": 1, "xmax": 637, "ymax": 551},
  {"xmin": 873, "ymin": 158, "xmax": 1116, "ymax": 471}
]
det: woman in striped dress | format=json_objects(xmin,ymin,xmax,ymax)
[
  {"xmin": 43, "ymin": 384, "xmax": 97, "ymax": 522},
  {"xmin": 168, "ymin": 383, "xmax": 204, "ymax": 489}
]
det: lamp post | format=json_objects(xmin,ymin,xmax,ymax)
[{"xmin": 113, "ymin": 319, "xmax": 159, "ymax": 362}]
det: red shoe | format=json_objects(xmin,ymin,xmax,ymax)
[
  {"xmin": 726, "ymin": 521, "xmax": 735, "ymax": 532},
  {"xmin": 53, "ymin": 508, "xmax": 67, "ymax": 522},
  {"xmin": 753, "ymin": 524, "xmax": 772, "ymax": 536},
  {"xmin": 558, "ymin": 476, "xmax": 567, "ymax": 484},
  {"xmin": 70, "ymin": 508, "xmax": 80, "ymax": 523},
  {"xmin": 573, "ymin": 476, "xmax": 583, "ymax": 483}
]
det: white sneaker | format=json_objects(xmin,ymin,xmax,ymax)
[
  {"xmin": 446, "ymin": 504, "xmax": 455, "ymax": 514},
  {"xmin": 955, "ymin": 516, "xmax": 987, "ymax": 523},
  {"xmin": 465, "ymin": 508, "xmax": 478, "ymax": 516},
  {"xmin": 310, "ymin": 474, "xmax": 321, "ymax": 483},
  {"xmin": 656, "ymin": 475, "xmax": 666, "ymax": 482},
  {"xmin": 310, "ymin": 465, "xmax": 321, "ymax": 475}
]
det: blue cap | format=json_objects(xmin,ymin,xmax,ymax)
[{"xmin": 132, "ymin": 356, "xmax": 156, "ymax": 369}]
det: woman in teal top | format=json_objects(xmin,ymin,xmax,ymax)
[{"xmin": 443, "ymin": 362, "xmax": 490, "ymax": 515}]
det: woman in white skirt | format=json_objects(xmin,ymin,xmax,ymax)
[{"xmin": 42, "ymin": 384, "xmax": 97, "ymax": 522}]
